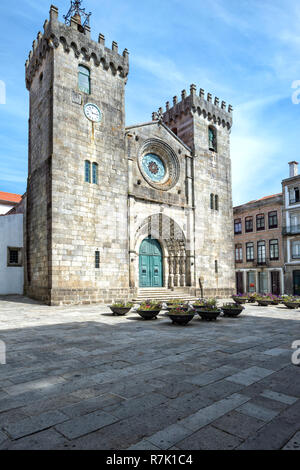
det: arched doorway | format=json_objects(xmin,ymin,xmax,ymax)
[{"xmin": 139, "ymin": 237, "xmax": 163, "ymax": 287}]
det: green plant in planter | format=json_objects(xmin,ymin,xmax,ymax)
[
  {"xmin": 111, "ymin": 302, "xmax": 134, "ymax": 309},
  {"xmin": 167, "ymin": 307, "xmax": 195, "ymax": 325},
  {"xmin": 110, "ymin": 302, "xmax": 134, "ymax": 316},
  {"xmin": 138, "ymin": 302, "xmax": 161, "ymax": 311},
  {"xmin": 221, "ymin": 302, "xmax": 244, "ymax": 317},
  {"xmin": 193, "ymin": 298, "xmax": 218, "ymax": 310},
  {"xmin": 222, "ymin": 302, "xmax": 242, "ymax": 309}
]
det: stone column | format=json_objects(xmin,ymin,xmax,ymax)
[
  {"xmin": 168, "ymin": 254, "xmax": 174, "ymax": 288},
  {"xmin": 174, "ymin": 255, "xmax": 180, "ymax": 287},
  {"xmin": 180, "ymin": 251, "xmax": 186, "ymax": 287}
]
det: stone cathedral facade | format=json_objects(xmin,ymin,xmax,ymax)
[{"xmin": 24, "ymin": 4, "xmax": 235, "ymax": 305}]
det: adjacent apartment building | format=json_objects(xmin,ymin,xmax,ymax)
[
  {"xmin": 234, "ymin": 193, "xmax": 283, "ymax": 295},
  {"xmin": 234, "ymin": 161, "xmax": 300, "ymax": 296},
  {"xmin": 282, "ymin": 161, "xmax": 300, "ymax": 295}
]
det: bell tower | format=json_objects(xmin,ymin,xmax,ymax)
[
  {"xmin": 161, "ymin": 85, "xmax": 235, "ymax": 297},
  {"xmin": 25, "ymin": 3, "xmax": 130, "ymax": 305}
]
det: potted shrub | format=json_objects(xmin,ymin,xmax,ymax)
[
  {"xmin": 167, "ymin": 307, "xmax": 195, "ymax": 326},
  {"xmin": 232, "ymin": 293, "xmax": 248, "ymax": 304},
  {"xmin": 256, "ymin": 296, "xmax": 270, "ymax": 307},
  {"xmin": 136, "ymin": 302, "xmax": 161, "ymax": 320},
  {"xmin": 109, "ymin": 302, "xmax": 134, "ymax": 316},
  {"xmin": 247, "ymin": 293, "xmax": 257, "ymax": 303},
  {"xmin": 282, "ymin": 296, "xmax": 300, "ymax": 309},
  {"xmin": 193, "ymin": 299, "xmax": 221, "ymax": 321},
  {"xmin": 166, "ymin": 299, "xmax": 184, "ymax": 309},
  {"xmin": 221, "ymin": 302, "xmax": 244, "ymax": 317},
  {"xmin": 264, "ymin": 294, "xmax": 280, "ymax": 305}
]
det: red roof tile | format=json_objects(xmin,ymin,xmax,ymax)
[{"xmin": 0, "ymin": 192, "xmax": 22, "ymax": 204}]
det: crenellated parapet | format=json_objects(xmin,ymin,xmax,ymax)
[
  {"xmin": 25, "ymin": 4, "xmax": 129, "ymax": 90},
  {"xmin": 154, "ymin": 84, "xmax": 233, "ymax": 129}
]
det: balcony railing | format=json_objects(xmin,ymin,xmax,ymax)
[{"xmin": 282, "ymin": 225, "xmax": 300, "ymax": 235}]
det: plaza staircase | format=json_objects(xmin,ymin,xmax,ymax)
[{"xmin": 132, "ymin": 288, "xmax": 198, "ymax": 303}]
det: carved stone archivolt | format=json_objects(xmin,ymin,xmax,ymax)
[{"xmin": 135, "ymin": 214, "xmax": 190, "ymax": 288}]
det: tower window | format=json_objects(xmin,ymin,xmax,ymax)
[
  {"xmin": 215, "ymin": 260, "xmax": 218, "ymax": 274},
  {"xmin": 215, "ymin": 195, "xmax": 219, "ymax": 211},
  {"xmin": 78, "ymin": 65, "xmax": 90, "ymax": 94},
  {"xmin": 210, "ymin": 194, "xmax": 214, "ymax": 210},
  {"xmin": 208, "ymin": 126, "xmax": 217, "ymax": 152},
  {"xmin": 85, "ymin": 160, "xmax": 91, "ymax": 183},
  {"xmin": 92, "ymin": 163, "xmax": 98, "ymax": 184},
  {"xmin": 95, "ymin": 251, "xmax": 100, "ymax": 269}
]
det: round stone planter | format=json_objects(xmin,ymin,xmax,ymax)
[
  {"xmin": 221, "ymin": 306, "xmax": 244, "ymax": 317},
  {"xmin": 283, "ymin": 302, "xmax": 300, "ymax": 310},
  {"xmin": 257, "ymin": 300, "xmax": 270, "ymax": 307},
  {"xmin": 136, "ymin": 310, "xmax": 161, "ymax": 320},
  {"xmin": 167, "ymin": 313, "xmax": 195, "ymax": 325},
  {"xmin": 110, "ymin": 307, "xmax": 132, "ymax": 316},
  {"xmin": 232, "ymin": 297, "xmax": 247, "ymax": 305},
  {"xmin": 196, "ymin": 309, "xmax": 221, "ymax": 321}
]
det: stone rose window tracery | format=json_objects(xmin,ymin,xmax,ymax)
[
  {"xmin": 142, "ymin": 154, "xmax": 166, "ymax": 183},
  {"xmin": 138, "ymin": 139, "xmax": 180, "ymax": 191}
]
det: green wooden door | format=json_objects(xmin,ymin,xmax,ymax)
[
  {"xmin": 293, "ymin": 271, "xmax": 300, "ymax": 296},
  {"xmin": 139, "ymin": 237, "xmax": 163, "ymax": 287}
]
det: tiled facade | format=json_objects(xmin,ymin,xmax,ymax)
[{"xmin": 233, "ymin": 194, "xmax": 284, "ymax": 295}]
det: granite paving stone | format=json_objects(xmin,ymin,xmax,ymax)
[
  {"xmin": 176, "ymin": 425, "xmax": 243, "ymax": 450},
  {"xmin": 55, "ymin": 410, "xmax": 119, "ymax": 439},
  {"xmin": 3, "ymin": 410, "xmax": 68, "ymax": 440},
  {"xmin": 212, "ymin": 410, "xmax": 265, "ymax": 439},
  {"xmin": 0, "ymin": 297, "xmax": 299, "ymax": 449}
]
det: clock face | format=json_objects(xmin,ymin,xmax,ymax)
[{"xmin": 84, "ymin": 103, "xmax": 102, "ymax": 123}]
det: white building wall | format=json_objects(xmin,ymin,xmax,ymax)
[
  {"xmin": 0, "ymin": 215, "xmax": 24, "ymax": 295},
  {"xmin": 0, "ymin": 203, "xmax": 14, "ymax": 215}
]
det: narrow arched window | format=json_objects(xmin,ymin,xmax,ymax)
[
  {"xmin": 215, "ymin": 195, "xmax": 219, "ymax": 211},
  {"xmin": 92, "ymin": 162, "xmax": 98, "ymax": 184},
  {"xmin": 208, "ymin": 126, "xmax": 217, "ymax": 152},
  {"xmin": 210, "ymin": 193, "xmax": 214, "ymax": 210},
  {"xmin": 85, "ymin": 160, "xmax": 91, "ymax": 183},
  {"xmin": 78, "ymin": 65, "xmax": 90, "ymax": 94}
]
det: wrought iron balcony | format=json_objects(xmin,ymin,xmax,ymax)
[{"xmin": 282, "ymin": 225, "xmax": 300, "ymax": 236}]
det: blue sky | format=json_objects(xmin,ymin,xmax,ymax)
[{"xmin": 0, "ymin": 0, "xmax": 300, "ymax": 205}]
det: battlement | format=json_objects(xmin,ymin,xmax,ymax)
[
  {"xmin": 154, "ymin": 84, "xmax": 233, "ymax": 130},
  {"xmin": 25, "ymin": 4, "xmax": 129, "ymax": 90}
]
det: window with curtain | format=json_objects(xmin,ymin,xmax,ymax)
[
  {"xmin": 268, "ymin": 211, "xmax": 278, "ymax": 229},
  {"xmin": 257, "ymin": 241, "xmax": 266, "ymax": 264},
  {"xmin": 78, "ymin": 65, "xmax": 90, "ymax": 94},
  {"xmin": 85, "ymin": 160, "xmax": 91, "ymax": 183},
  {"xmin": 269, "ymin": 239, "xmax": 279, "ymax": 260},
  {"xmin": 246, "ymin": 242, "xmax": 254, "ymax": 261},
  {"xmin": 245, "ymin": 216, "xmax": 253, "ymax": 232},
  {"xmin": 92, "ymin": 163, "xmax": 98, "ymax": 184},
  {"xmin": 256, "ymin": 214, "xmax": 265, "ymax": 231},
  {"xmin": 235, "ymin": 244, "xmax": 243, "ymax": 262},
  {"xmin": 234, "ymin": 219, "xmax": 242, "ymax": 234},
  {"xmin": 292, "ymin": 241, "xmax": 300, "ymax": 259}
]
